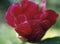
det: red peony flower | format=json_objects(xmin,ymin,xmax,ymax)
[{"xmin": 5, "ymin": 0, "xmax": 58, "ymax": 42}]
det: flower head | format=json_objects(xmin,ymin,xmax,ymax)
[{"xmin": 5, "ymin": 0, "xmax": 58, "ymax": 42}]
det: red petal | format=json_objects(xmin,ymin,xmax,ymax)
[
  {"xmin": 23, "ymin": 1, "xmax": 39, "ymax": 19},
  {"xmin": 40, "ymin": 19, "xmax": 51, "ymax": 30},
  {"xmin": 5, "ymin": 12, "xmax": 15, "ymax": 27},
  {"xmin": 15, "ymin": 22, "xmax": 32, "ymax": 37},
  {"xmin": 46, "ymin": 10, "xmax": 58, "ymax": 25},
  {"xmin": 21, "ymin": 0, "xmax": 29, "ymax": 11},
  {"xmin": 11, "ymin": 3, "xmax": 23, "ymax": 16},
  {"xmin": 15, "ymin": 15, "xmax": 27, "ymax": 25},
  {"xmin": 5, "ymin": 3, "xmax": 21, "ymax": 27},
  {"xmin": 5, "ymin": 3, "xmax": 17, "ymax": 27},
  {"xmin": 5, "ymin": 2, "xmax": 26, "ymax": 27}
]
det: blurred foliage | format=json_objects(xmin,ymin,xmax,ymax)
[
  {"xmin": 0, "ymin": 0, "xmax": 10, "ymax": 10},
  {"xmin": 0, "ymin": 0, "xmax": 60, "ymax": 44},
  {"xmin": 0, "ymin": 24, "xmax": 21, "ymax": 44},
  {"xmin": 37, "ymin": 37, "xmax": 60, "ymax": 44}
]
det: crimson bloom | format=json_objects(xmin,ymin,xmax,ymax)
[{"xmin": 5, "ymin": 0, "xmax": 58, "ymax": 42}]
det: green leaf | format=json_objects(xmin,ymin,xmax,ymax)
[{"xmin": 36, "ymin": 37, "xmax": 60, "ymax": 44}]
